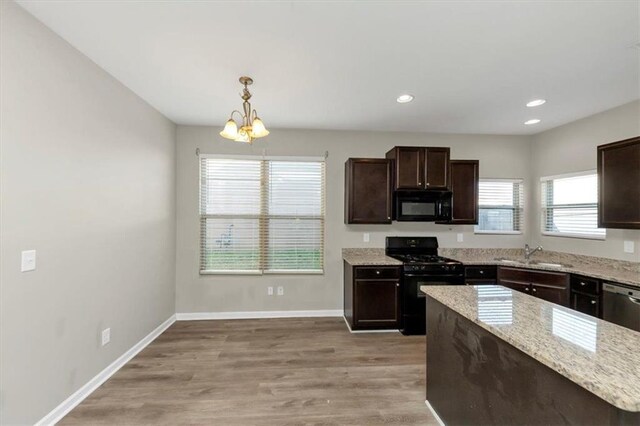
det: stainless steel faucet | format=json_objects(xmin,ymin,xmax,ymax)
[{"xmin": 524, "ymin": 244, "xmax": 543, "ymax": 261}]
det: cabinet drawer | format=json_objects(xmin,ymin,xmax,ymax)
[
  {"xmin": 498, "ymin": 266, "xmax": 568, "ymax": 288},
  {"xmin": 465, "ymin": 265, "xmax": 497, "ymax": 280},
  {"xmin": 354, "ymin": 266, "xmax": 400, "ymax": 280},
  {"xmin": 570, "ymin": 275, "xmax": 600, "ymax": 295}
]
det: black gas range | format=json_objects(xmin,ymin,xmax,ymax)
[{"xmin": 386, "ymin": 237, "xmax": 464, "ymax": 335}]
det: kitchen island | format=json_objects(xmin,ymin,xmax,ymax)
[{"xmin": 421, "ymin": 285, "xmax": 640, "ymax": 425}]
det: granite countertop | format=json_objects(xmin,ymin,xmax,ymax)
[
  {"xmin": 421, "ymin": 285, "xmax": 640, "ymax": 412},
  {"xmin": 439, "ymin": 248, "xmax": 640, "ymax": 289},
  {"xmin": 342, "ymin": 248, "xmax": 402, "ymax": 266}
]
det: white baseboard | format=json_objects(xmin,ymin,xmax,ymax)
[
  {"xmin": 425, "ymin": 400, "xmax": 446, "ymax": 426},
  {"xmin": 35, "ymin": 314, "xmax": 176, "ymax": 426},
  {"xmin": 176, "ymin": 310, "xmax": 342, "ymax": 321}
]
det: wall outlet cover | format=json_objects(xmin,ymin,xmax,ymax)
[
  {"xmin": 457, "ymin": 233, "xmax": 464, "ymax": 243},
  {"xmin": 101, "ymin": 328, "xmax": 111, "ymax": 346},
  {"xmin": 267, "ymin": 286, "xmax": 274, "ymax": 296},
  {"xmin": 277, "ymin": 286, "xmax": 284, "ymax": 296},
  {"xmin": 21, "ymin": 250, "xmax": 36, "ymax": 272},
  {"xmin": 624, "ymin": 241, "xmax": 635, "ymax": 253},
  {"xmin": 363, "ymin": 233, "xmax": 370, "ymax": 243}
]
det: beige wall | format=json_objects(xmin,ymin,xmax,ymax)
[
  {"xmin": 529, "ymin": 100, "xmax": 640, "ymax": 262},
  {"xmin": 176, "ymin": 126, "xmax": 532, "ymax": 313},
  {"xmin": 0, "ymin": 2, "xmax": 177, "ymax": 424}
]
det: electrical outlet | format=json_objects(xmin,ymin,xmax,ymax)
[
  {"xmin": 457, "ymin": 233, "xmax": 464, "ymax": 243},
  {"xmin": 21, "ymin": 250, "xmax": 36, "ymax": 272},
  {"xmin": 277, "ymin": 286, "xmax": 284, "ymax": 296},
  {"xmin": 624, "ymin": 241, "xmax": 635, "ymax": 254},
  {"xmin": 267, "ymin": 286, "xmax": 274, "ymax": 296},
  {"xmin": 101, "ymin": 328, "xmax": 110, "ymax": 346},
  {"xmin": 363, "ymin": 233, "xmax": 370, "ymax": 243}
]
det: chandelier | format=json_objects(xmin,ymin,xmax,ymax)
[{"xmin": 220, "ymin": 76, "xmax": 269, "ymax": 143}]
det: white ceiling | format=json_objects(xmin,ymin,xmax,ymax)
[{"xmin": 16, "ymin": 1, "xmax": 640, "ymax": 135}]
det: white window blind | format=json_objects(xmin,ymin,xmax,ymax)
[
  {"xmin": 475, "ymin": 179, "xmax": 524, "ymax": 234},
  {"xmin": 200, "ymin": 156, "xmax": 325, "ymax": 274},
  {"xmin": 541, "ymin": 171, "xmax": 605, "ymax": 239}
]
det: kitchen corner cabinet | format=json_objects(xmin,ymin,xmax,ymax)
[
  {"xmin": 385, "ymin": 146, "xmax": 450, "ymax": 190},
  {"xmin": 447, "ymin": 160, "xmax": 479, "ymax": 224},
  {"xmin": 598, "ymin": 136, "xmax": 640, "ymax": 229},
  {"xmin": 498, "ymin": 266, "xmax": 570, "ymax": 306},
  {"xmin": 344, "ymin": 158, "xmax": 392, "ymax": 224},
  {"xmin": 343, "ymin": 262, "xmax": 401, "ymax": 330},
  {"xmin": 569, "ymin": 274, "xmax": 601, "ymax": 318}
]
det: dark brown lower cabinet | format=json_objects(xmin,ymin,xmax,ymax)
[
  {"xmin": 464, "ymin": 265, "xmax": 497, "ymax": 285},
  {"xmin": 343, "ymin": 262, "xmax": 400, "ymax": 330},
  {"xmin": 570, "ymin": 274, "xmax": 602, "ymax": 318},
  {"xmin": 498, "ymin": 266, "xmax": 569, "ymax": 306}
]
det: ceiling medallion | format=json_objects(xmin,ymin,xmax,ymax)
[{"xmin": 220, "ymin": 76, "xmax": 269, "ymax": 143}]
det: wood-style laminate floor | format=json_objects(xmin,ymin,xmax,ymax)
[{"xmin": 61, "ymin": 318, "xmax": 437, "ymax": 425}]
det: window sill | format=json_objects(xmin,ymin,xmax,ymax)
[
  {"xmin": 474, "ymin": 230, "xmax": 523, "ymax": 235},
  {"xmin": 541, "ymin": 232, "xmax": 606, "ymax": 241},
  {"xmin": 200, "ymin": 270, "xmax": 324, "ymax": 276}
]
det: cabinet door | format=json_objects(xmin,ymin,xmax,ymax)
[
  {"xmin": 345, "ymin": 159, "xmax": 392, "ymax": 224},
  {"xmin": 424, "ymin": 147, "xmax": 450, "ymax": 189},
  {"xmin": 570, "ymin": 291, "xmax": 600, "ymax": 318},
  {"xmin": 531, "ymin": 284, "xmax": 569, "ymax": 306},
  {"xmin": 449, "ymin": 160, "xmax": 479, "ymax": 224},
  {"xmin": 598, "ymin": 136, "xmax": 640, "ymax": 229},
  {"xmin": 387, "ymin": 147, "xmax": 423, "ymax": 189},
  {"xmin": 354, "ymin": 279, "xmax": 400, "ymax": 328},
  {"xmin": 499, "ymin": 278, "xmax": 531, "ymax": 294}
]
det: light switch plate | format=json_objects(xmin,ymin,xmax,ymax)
[
  {"xmin": 457, "ymin": 233, "xmax": 464, "ymax": 243},
  {"xmin": 624, "ymin": 241, "xmax": 635, "ymax": 253},
  {"xmin": 21, "ymin": 250, "xmax": 36, "ymax": 272},
  {"xmin": 363, "ymin": 233, "xmax": 370, "ymax": 243},
  {"xmin": 277, "ymin": 286, "xmax": 284, "ymax": 296},
  {"xmin": 101, "ymin": 328, "xmax": 110, "ymax": 346},
  {"xmin": 267, "ymin": 286, "xmax": 274, "ymax": 296}
]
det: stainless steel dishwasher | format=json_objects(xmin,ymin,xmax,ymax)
[{"xmin": 602, "ymin": 283, "xmax": 640, "ymax": 332}]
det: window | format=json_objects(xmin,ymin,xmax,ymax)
[
  {"xmin": 199, "ymin": 155, "xmax": 325, "ymax": 274},
  {"xmin": 475, "ymin": 179, "xmax": 524, "ymax": 234},
  {"xmin": 541, "ymin": 171, "xmax": 605, "ymax": 239}
]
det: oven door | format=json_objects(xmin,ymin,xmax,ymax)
[{"xmin": 401, "ymin": 273, "xmax": 464, "ymax": 335}]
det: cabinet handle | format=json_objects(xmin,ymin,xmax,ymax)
[
  {"xmin": 525, "ymin": 288, "xmax": 530, "ymax": 291},
  {"xmin": 387, "ymin": 216, "xmax": 391, "ymax": 220},
  {"xmin": 580, "ymin": 282, "xmax": 586, "ymax": 286},
  {"xmin": 418, "ymin": 181, "xmax": 422, "ymax": 185},
  {"xmin": 591, "ymin": 300, "xmax": 597, "ymax": 305},
  {"xmin": 396, "ymin": 283, "xmax": 400, "ymax": 287},
  {"xmin": 426, "ymin": 182, "xmax": 430, "ymax": 186},
  {"xmin": 479, "ymin": 270, "xmax": 484, "ymax": 275},
  {"xmin": 532, "ymin": 288, "xmax": 537, "ymax": 292},
  {"xmin": 376, "ymin": 270, "xmax": 380, "ymax": 275}
]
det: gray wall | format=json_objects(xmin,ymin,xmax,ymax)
[
  {"xmin": 176, "ymin": 126, "xmax": 532, "ymax": 313},
  {"xmin": 530, "ymin": 100, "xmax": 640, "ymax": 262},
  {"xmin": 0, "ymin": 2, "xmax": 177, "ymax": 424}
]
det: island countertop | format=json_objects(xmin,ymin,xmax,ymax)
[{"xmin": 421, "ymin": 285, "xmax": 640, "ymax": 412}]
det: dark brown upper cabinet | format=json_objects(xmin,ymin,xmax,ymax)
[
  {"xmin": 386, "ymin": 147, "xmax": 450, "ymax": 190},
  {"xmin": 344, "ymin": 158, "xmax": 392, "ymax": 224},
  {"xmin": 598, "ymin": 136, "xmax": 640, "ymax": 229},
  {"xmin": 447, "ymin": 160, "xmax": 479, "ymax": 224}
]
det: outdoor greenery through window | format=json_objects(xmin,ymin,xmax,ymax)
[
  {"xmin": 200, "ymin": 156, "xmax": 325, "ymax": 274},
  {"xmin": 541, "ymin": 171, "xmax": 605, "ymax": 239},
  {"xmin": 475, "ymin": 179, "xmax": 524, "ymax": 234}
]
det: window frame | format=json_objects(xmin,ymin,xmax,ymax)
[
  {"xmin": 474, "ymin": 178, "xmax": 524, "ymax": 235},
  {"xmin": 199, "ymin": 154, "xmax": 326, "ymax": 275},
  {"xmin": 540, "ymin": 170, "xmax": 606, "ymax": 240}
]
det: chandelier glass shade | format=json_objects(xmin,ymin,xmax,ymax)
[{"xmin": 220, "ymin": 76, "xmax": 269, "ymax": 143}]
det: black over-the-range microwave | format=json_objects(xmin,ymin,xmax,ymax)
[{"xmin": 393, "ymin": 190, "xmax": 452, "ymax": 222}]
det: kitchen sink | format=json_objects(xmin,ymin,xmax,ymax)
[
  {"xmin": 493, "ymin": 258, "xmax": 572, "ymax": 268},
  {"xmin": 529, "ymin": 261, "xmax": 573, "ymax": 268}
]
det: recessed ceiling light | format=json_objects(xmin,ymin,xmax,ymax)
[
  {"xmin": 397, "ymin": 94, "xmax": 414, "ymax": 103},
  {"xmin": 526, "ymin": 99, "xmax": 546, "ymax": 107},
  {"xmin": 524, "ymin": 119, "xmax": 541, "ymax": 125}
]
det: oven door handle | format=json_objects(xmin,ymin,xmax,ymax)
[{"xmin": 403, "ymin": 273, "xmax": 463, "ymax": 278}]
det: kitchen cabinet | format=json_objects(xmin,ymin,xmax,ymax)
[
  {"xmin": 464, "ymin": 265, "xmax": 497, "ymax": 285},
  {"xmin": 597, "ymin": 136, "xmax": 640, "ymax": 229},
  {"xmin": 343, "ymin": 262, "xmax": 401, "ymax": 330},
  {"xmin": 446, "ymin": 160, "xmax": 479, "ymax": 224},
  {"xmin": 386, "ymin": 146, "xmax": 450, "ymax": 190},
  {"xmin": 570, "ymin": 274, "xmax": 601, "ymax": 318},
  {"xmin": 497, "ymin": 266, "xmax": 569, "ymax": 306},
  {"xmin": 344, "ymin": 158, "xmax": 392, "ymax": 224}
]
